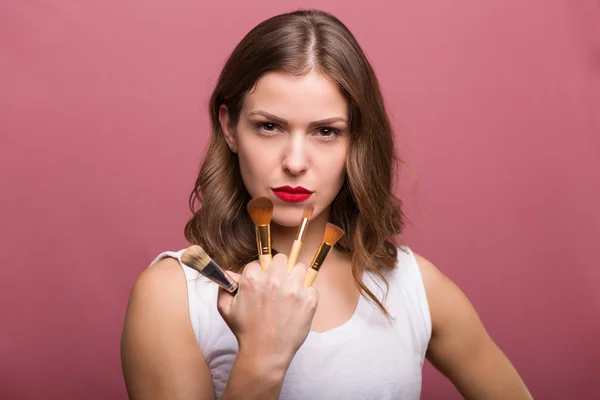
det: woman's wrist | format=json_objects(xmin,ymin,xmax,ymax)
[
  {"xmin": 222, "ymin": 348, "xmax": 290, "ymax": 400},
  {"xmin": 236, "ymin": 346, "xmax": 291, "ymax": 379}
]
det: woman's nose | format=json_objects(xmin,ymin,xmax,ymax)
[{"xmin": 281, "ymin": 134, "xmax": 309, "ymax": 175}]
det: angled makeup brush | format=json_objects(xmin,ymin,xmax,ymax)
[
  {"xmin": 181, "ymin": 245, "xmax": 238, "ymax": 295},
  {"xmin": 247, "ymin": 196, "xmax": 274, "ymax": 271},
  {"xmin": 287, "ymin": 203, "xmax": 315, "ymax": 273},
  {"xmin": 303, "ymin": 222, "xmax": 345, "ymax": 289}
]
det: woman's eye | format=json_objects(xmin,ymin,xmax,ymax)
[
  {"xmin": 317, "ymin": 127, "xmax": 339, "ymax": 138},
  {"xmin": 256, "ymin": 122, "xmax": 279, "ymax": 134}
]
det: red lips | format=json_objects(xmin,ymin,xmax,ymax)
[{"xmin": 272, "ymin": 186, "xmax": 313, "ymax": 202}]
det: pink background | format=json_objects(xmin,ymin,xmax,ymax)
[{"xmin": 1, "ymin": 1, "xmax": 599, "ymax": 399}]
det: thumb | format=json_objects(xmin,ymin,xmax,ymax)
[
  {"xmin": 217, "ymin": 271, "xmax": 241, "ymax": 317},
  {"xmin": 225, "ymin": 270, "xmax": 241, "ymax": 285}
]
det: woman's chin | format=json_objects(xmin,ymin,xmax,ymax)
[
  {"xmin": 271, "ymin": 208, "xmax": 306, "ymax": 227},
  {"xmin": 270, "ymin": 203, "xmax": 326, "ymax": 228}
]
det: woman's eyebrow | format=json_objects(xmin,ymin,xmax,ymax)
[{"xmin": 247, "ymin": 110, "xmax": 347, "ymax": 128}]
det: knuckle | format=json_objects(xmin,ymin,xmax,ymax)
[
  {"xmin": 305, "ymin": 290, "xmax": 318, "ymax": 311},
  {"xmin": 295, "ymin": 262, "xmax": 308, "ymax": 272},
  {"xmin": 241, "ymin": 263, "xmax": 265, "ymax": 290},
  {"xmin": 306, "ymin": 297, "xmax": 318, "ymax": 312},
  {"xmin": 239, "ymin": 274, "xmax": 254, "ymax": 290},
  {"xmin": 242, "ymin": 262, "xmax": 261, "ymax": 280},
  {"xmin": 282, "ymin": 285, "xmax": 300, "ymax": 300},
  {"xmin": 272, "ymin": 253, "xmax": 288, "ymax": 265},
  {"xmin": 243, "ymin": 261, "xmax": 261, "ymax": 275},
  {"xmin": 267, "ymin": 276, "xmax": 282, "ymax": 291}
]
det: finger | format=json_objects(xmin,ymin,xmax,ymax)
[
  {"xmin": 243, "ymin": 261, "xmax": 263, "ymax": 276},
  {"xmin": 224, "ymin": 270, "xmax": 240, "ymax": 295},
  {"xmin": 268, "ymin": 253, "xmax": 288, "ymax": 280},
  {"xmin": 217, "ymin": 284, "xmax": 235, "ymax": 317},
  {"xmin": 288, "ymin": 262, "xmax": 308, "ymax": 292},
  {"xmin": 216, "ymin": 271, "xmax": 240, "ymax": 302},
  {"xmin": 216, "ymin": 271, "xmax": 246, "ymax": 317},
  {"xmin": 225, "ymin": 270, "xmax": 241, "ymax": 283},
  {"xmin": 242, "ymin": 261, "xmax": 263, "ymax": 290},
  {"xmin": 264, "ymin": 253, "xmax": 286, "ymax": 294}
]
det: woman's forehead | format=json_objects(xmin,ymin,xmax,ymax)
[{"xmin": 242, "ymin": 71, "xmax": 348, "ymax": 122}]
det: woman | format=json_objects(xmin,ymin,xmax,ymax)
[{"xmin": 121, "ymin": 9, "xmax": 533, "ymax": 400}]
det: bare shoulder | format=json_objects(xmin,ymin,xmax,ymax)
[
  {"xmin": 410, "ymin": 251, "xmax": 480, "ymax": 336},
  {"xmin": 132, "ymin": 257, "xmax": 186, "ymax": 297},
  {"xmin": 121, "ymin": 257, "xmax": 215, "ymax": 400},
  {"xmin": 124, "ymin": 257, "xmax": 192, "ymax": 323},
  {"xmin": 411, "ymin": 251, "xmax": 445, "ymax": 288},
  {"xmin": 411, "ymin": 251, "xmax": 459, "ymax": 313}
]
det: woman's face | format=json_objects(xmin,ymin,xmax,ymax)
[{"xmin": 221, "ymin": 71, "xmax": 349, "ymax": 227}]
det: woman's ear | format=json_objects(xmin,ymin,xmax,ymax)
[{"xmin": 219, "ymin": 105, "xmax": 238, "ymax": 153}]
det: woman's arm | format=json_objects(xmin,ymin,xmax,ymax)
[
  {"xmin": 414, "ymin": 253, "xmax": 534, "ymax": 400},
  {"xmin": 120, "ymin": 259, "xmax": 289, "ymax": 400},
  {"xmin": 120, "ymin": 259, "xmax": 215, "ymax": 400}
]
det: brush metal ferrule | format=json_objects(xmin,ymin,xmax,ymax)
[
  {"xmin": 295, "ymin": 218, "xmax": 310, "ymax": 241},
  {"xmin": 309, "ymin": 242, "xmax": 333, "ymax": 272},
  {"xmin": 255, "ymin": 224, "xmax": 271, "ymax": 256},
  {"xmin": 204, "ymin": 260, "xmax": 239, "ymax": 294}
]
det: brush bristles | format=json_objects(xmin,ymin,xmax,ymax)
[
  {"xmin": 181, "ymin": 245, "xmax": 211, "ymax": 272},
  {"xmin": 302, "ymin": 203, "xmax": 315, "ymax": 219},
  {"xmin": 323, "ymin": 222, "xmax": 345, "ymax": 246},
  {"xmin": 247, "ymin": 196, "xmax": 274, "ymax": 226}
]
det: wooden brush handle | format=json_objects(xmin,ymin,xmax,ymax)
[
  {"xmin": 303, "ymin": 267, "xmax": 318, "ymax": 289},
  {"xmin": 287, "ymin": 240, "xmax": 303, "ymax": 273},
  {"xmin": 259, "ymin": 253, "xmax": 272, "ymax": 272}
]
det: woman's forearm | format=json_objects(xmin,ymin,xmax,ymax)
[{"xmin": 221, "ymin": 350, "xmax": 289, "ymax": 400}]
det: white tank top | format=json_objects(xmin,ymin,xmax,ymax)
[{"xmin": 149, "ymin": 246, "xmax": 432, "ymax": 399}]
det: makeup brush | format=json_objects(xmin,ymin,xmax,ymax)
[
  {"xmin": 287, "ymin": 203, "xmax": 315, "ymax": 273},
  {"xmin": 247, "ymin": 196, "xmax": 274, "ymax": 271},
  {"xmin": 303, "ymin": 222, "xmax": 345, "ymax": 289},
  {"xmin": 181, "ymin": 245, "xmax": 238, "ymax": 295}
]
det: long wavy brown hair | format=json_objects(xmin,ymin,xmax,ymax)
[{"xmin": 185, "ymin": 9, "xmax": 408, "ymax": 316}]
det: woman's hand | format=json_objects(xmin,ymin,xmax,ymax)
[{"xmin": 217, "ymin": 253, "xmax": 318, "ymax": 371}]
